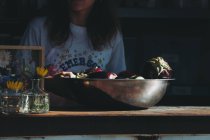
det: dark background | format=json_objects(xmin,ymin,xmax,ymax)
[{"xmin": 0, "ymin": 0, "xmax": 209, "ymax": 106}]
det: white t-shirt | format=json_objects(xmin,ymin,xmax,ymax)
[{"xmin": 21, "ymin": 17, "xmax": 126, "ymax": 73}]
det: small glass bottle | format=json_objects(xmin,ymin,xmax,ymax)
[{"xmin": 19, "ymin": 78, "xmax": 49, "ymax": 114}]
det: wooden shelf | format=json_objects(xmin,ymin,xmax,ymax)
[{"xmin": 118, "ymin": 8, "xmax": 210, "ymax": 18}]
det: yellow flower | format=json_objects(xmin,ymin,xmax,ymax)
[
  {"xmin": 6, "ymin": 81, "xmax": 23, "ymax": 92},
  {"xmin": 36, "ymin": 67, "xmax": 48, "ymax": 77}
]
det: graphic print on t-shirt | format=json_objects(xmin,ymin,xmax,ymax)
[{"xmin": 50, "ymin": 48, "xmax": 106, "ymax": 72}]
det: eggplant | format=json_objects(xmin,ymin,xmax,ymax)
[{"xmin": 87, "ymin": 71, "xmax": 117, "ymax": 79}]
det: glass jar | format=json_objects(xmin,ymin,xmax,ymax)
[
  {"xmin": 1, "ymin": 89, "xmax": 21, "ymax": 115},
  {"xmin": 19, "ymin": 78, "xmax": 49, "ymax": 114}
]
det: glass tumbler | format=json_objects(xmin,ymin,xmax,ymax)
[{"xmin": 1, "ymin": 90, "xmax": 21, "ymax": 115}]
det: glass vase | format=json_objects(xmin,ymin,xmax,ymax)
[{"xmin": 19, "ymin": 78, "xmax": 49, "ymax": 114}]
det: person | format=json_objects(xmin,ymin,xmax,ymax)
[
  {"xmin": 20, "ymin": 0, "xmax": 126, "ymax": 74},
  {"xmin": 20, "ymin": 0, "xmax": 126, "ymax": 107}
]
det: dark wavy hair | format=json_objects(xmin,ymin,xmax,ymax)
[{"xmin": 45, "ymin": 0, "xmax": 120, "ymax": 50}]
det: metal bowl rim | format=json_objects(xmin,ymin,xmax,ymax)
[{"xmin": 45, "ymin": 78, "xmax": 175, "ymax": 81}]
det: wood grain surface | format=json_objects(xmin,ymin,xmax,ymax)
[
  {"xmin": 1, "ymin": 106, "xmax": 210, "ymax": 137},
  {"xmin": 17, "ymin": 106, "xmax": 210, "ymax": 117}
]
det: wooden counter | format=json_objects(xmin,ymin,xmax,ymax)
[{"xmin": 1, "ymin": 106, "xmax": 210, "ymax": 137}]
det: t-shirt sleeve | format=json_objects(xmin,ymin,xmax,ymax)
[
  {"xmin": 18, "ymin": 18, "xmax": 42, "ymax": 75},
  {"xmin": 20, "ymin": 19, "xmax": 41, "ymax": 46},
  {"xmin": 106, "ymin": 32, "xmax": 127, "ymax": 73}
]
